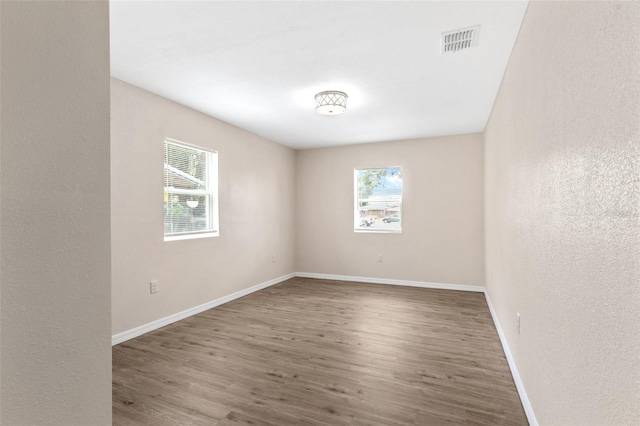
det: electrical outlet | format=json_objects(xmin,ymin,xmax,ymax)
[
  {"xmin": 377, "ymin": 254, "xmax": 383, "ymax": 262},
  {"xmin": 272, "ymin": 253, "xmax": 276, "ymax": 263},
  {"xmin": 150, "ymin": 280, "xmax": 158, "ymax": 294},
  {"xmin": 516, "ymin": 312, "xmax": 521, "ymax": 335}
]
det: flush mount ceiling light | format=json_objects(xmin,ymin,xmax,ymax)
[{"xmin": 315, "ymin": 91, "xmax": 348, "ymax": 115}]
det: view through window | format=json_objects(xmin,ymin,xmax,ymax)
[
  {"xmin": 164, "ymin": 139, "xmax": 218, "ymax": 240},
  {"xmin": 354, "ymin": 167, "xmax": 402, "ymax": 232}
]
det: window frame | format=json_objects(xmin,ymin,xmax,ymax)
[
  {"xmin": 354, "ymin": 166, "xmax": 403, "ymax": 234},
  {"xmin": 163, "ymin": 138, "xmax": 219, "ymax": 241}
]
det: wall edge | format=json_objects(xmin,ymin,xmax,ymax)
[{"xmin": 484, "ymin": 289, "xmax": 538, "ymax": 425}]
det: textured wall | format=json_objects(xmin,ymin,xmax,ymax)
[
  {"xmin": 484, "ymin": 1, "xmax": 640, "ymax": 424},
  {"xmin": 0, "ymin": 1, "xmax": 112, "ymax": 424},
  {"xmin": 111, "ymin": 79, "xmax": 296, "ymax": 335},
  {"xmin": 296, "ymin": 134, "xmax": 485, "ymax": 286}
]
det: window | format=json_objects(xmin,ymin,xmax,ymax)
[
  {"xmin": 164, "ymin": 138, "xmax": 218, "ymax": 240},
  {"xmin": 354, "ymin": 167, "xmax": 402, "ymax": 233}
]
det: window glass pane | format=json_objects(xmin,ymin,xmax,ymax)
[
  {"xmin": 355, "ymin": 167, "xmax": 402, "ymax": 232},
  {"xmin": 164, "ymin": 193, "xmax": 211, "ymax": 235},
  {"xmin": 164, "ymin": 141, "xmax": 207, "ymax": 191}
]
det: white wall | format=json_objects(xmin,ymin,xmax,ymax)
[
  {"xmin": 484, "ymin": 1, "xmax": 640, "ymax": 424},
  {"xmin": 296, "ymin": 134, "xmax": 485, "ymax": 286},
  {"xmin": 111, "ymin": 79, "xmax": 296, "ymax": 335},
  {"xmin": 0, "ymin": 1, "xmax": 112, "ymax": 424}
]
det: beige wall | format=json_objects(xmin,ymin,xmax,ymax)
[
  {"xmin": 485, "ymin": 1, "xmax": 640, "ymax": 425},
  {"xmin": 0, "ymin": 1, "xmax": 112, "ymax": 424},
  {"xmin": 0, "ymin": 1, "xmax": 3, "ymax": 418},
  {"xmin": 296, "ymin": 134, "xmax": 484, "ymax": 286},
  {"xmin": 111, "ymin": 79, "xmax": 296, "ymax": 335}
]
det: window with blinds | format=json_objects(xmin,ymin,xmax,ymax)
[{"xmin": 164, "ymin": 138, "xmax": 219, "ymax": 240}]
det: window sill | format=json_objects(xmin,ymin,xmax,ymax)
[
  {"xmin": 354, "ymin": 229, "xmax": 402, "ymax": 234},
  {"xmin": 164, "ymin": 231, "xmax": 219, "ymax": 242}
]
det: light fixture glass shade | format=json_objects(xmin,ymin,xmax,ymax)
[{"xmin": 315, "ymin": 91, "xmax": 348, "ymax": 115}]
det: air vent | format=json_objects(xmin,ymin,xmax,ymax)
[{"xmin": 441, "ymin": 25, "xmax": 480, "ymax": 53}]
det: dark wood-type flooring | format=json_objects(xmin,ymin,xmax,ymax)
[{"xmin": 113, "ymin": 277, "xmax": 528, "ymax": 425}]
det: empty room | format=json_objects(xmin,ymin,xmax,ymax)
[{"xmin": 0, "ymin": 0, "xmax": 638, "ymax": 425}]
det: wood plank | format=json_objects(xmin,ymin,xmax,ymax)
[{"xmin": 113, "ymin": 277, "xmax": 528, "ymax": 425}]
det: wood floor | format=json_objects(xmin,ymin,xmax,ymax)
[{"xmin": 113, "ymin": 277, "xmax": 528, "ymax": 425}]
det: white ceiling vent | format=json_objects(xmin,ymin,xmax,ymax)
[{"xmin": 441, "ymin": 25, "xmax": 480, "ymax": 53}]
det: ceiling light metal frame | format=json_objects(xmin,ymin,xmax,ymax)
[{"xmin": 315, "ymin": 91, "xmax": 348, "ymax": 115}]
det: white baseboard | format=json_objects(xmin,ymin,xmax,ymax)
[
  {"xmin": 111, "ymin": 272, "xmax": 295, "ymax": 346},
  {"xmin": 295, "ymin": 272, "xmax": 485, "ymax": 293},
  {"xmin": 484, "ymin": 291, "xmax": 538, "ymax": 426}
]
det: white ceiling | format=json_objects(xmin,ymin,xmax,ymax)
[{"xmin": 110, "ymin": 1, "xmax": 528, "ymax": 149}]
